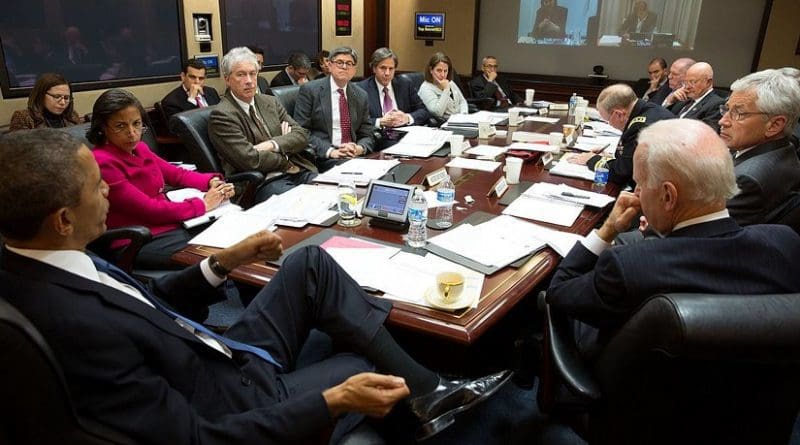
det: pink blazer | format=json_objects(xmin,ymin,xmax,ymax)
[{"xmin": 93, "ymin": 141, "xmax": 221, "ymax": 242}]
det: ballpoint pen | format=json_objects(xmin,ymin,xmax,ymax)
[
  {"xmin": 340, "ymin": 172, "xmax": 363, "ymax": 175},
  {"xmin": 561, "ymin": 191, "xmax": 590, "ymax": 199}
]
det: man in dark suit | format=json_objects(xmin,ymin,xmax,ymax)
[
  {"xmin": 356, "ymin": 47, "xmax": 430, "ymax": 149},
  {"xmin": 0, "ymin": 129, "xmax": 511, "ymax": 444},
  {"xmin": 720, "ymin": 69, "xmax": 800, "ymax": 226},
  {"xmin": 618, "ymin": 0, "xmax": 658, "ymax": 38},
  {"xmin": 674, "ymin": 62, "xmax": 725, "ymax": 132},
  {"xmin": 643, "ymin": 57, "xmax": 669, "ymax": 103},
  {"xmin": 660, "ymin": 57, "xmax": 696, "ymax": 112},
  {"xmin": 209, "ymin": 47, "xmax": 314, "ymax": 202},
  {"xmin": 160, "ymin": 58, "xmax": 221, "ymax": 119},
  {"xmin": 270, "ymin": 51, "xmax": 311, "ymax": 88},
  {"xmin": 294, "ymin": 47, "xmax": 376, "ymax": 171},
  {"xmin": 547, "ymin": 119, "xmax": 800, "ymax": 358},
  {"xmin": 246, "ymin": 45, "xmax": 274, "ymax": 96},
  {"xmin": 530, "ymin": 0, "xmax": 568, "ymax": 39},
  {"xmin": 469, "ymin": 56, "xmax": 522, "ymax": 110}
]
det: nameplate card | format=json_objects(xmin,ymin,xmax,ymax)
[
  {"xmin": 541, "ymin": 152, "xmax": 554, "ymax": 166},
  {"xmin": 425, "ymin": 167, "xmax": 449, "ymax": 187},
  {"xmin": 488, "ymin": 176, "xmax": 509, "ymax": 198}
]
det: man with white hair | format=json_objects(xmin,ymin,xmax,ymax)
[
  {"xmin": 720, "ymin": 68, "xmax": 800, "ymax": 226},
  {"xmin": 548, "ymin": 119, "xmax": 800, "ymax": 355},
  {"xmin": 661, "ymin": 57, "xmax": 696, "ymax": 112},
  {"xmin": 209, "ymin": 47, "xmax": 316, "ymax": 202},
  {"xmin": 673, "ymin": 61, "xmax": 725, "ymax": 132}
]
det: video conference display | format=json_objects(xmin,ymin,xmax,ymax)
[{"xmin": 517, "ymin": 0, "xmax": 703, "ymax": 50}]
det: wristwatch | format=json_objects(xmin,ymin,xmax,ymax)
[{"xmin": 208, "ymin": 254, "xmax": 231, "ymax": 277}]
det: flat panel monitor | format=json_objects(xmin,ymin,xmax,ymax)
[
  {"xmin": 415, "ymin": 12, "xmax": 446, "ymax": 40},
  {"xmin": 362, "ymin": 180, "xmax": 416, "ymax": 224}
]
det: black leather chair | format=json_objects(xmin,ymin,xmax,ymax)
[
  {"xmin": 61, "ymin": 121, "xmax": 162, "ymax": 156},
  {"xmin": 271, "ymin": 84, "xmax": 300, "ymax": 117},
  {"xmin": 767, "ymin": 191, "xmax": 800, "ymax": 234},
  {"xmin": 0, "ymin": 296, "xmax": 137, "ymax": 444},
  {"xmin": 539, "ymin": 293, "xmax": 800, "ymax": 445},
  {"xmin": 168, "ymin": 106, "xmax": 264, "ymax": 208}
]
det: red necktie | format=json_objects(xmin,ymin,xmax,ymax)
[
  {"xmin": 196, "ymin": 94, "xmax": 206, "ymax": 108},
  {"xmin": 338, "ymin": 88, "xmax": 352, "ymax": 144}
]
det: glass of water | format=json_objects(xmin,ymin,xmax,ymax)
[{"xmin": 337, "ymin": 180, "xmax": 361, "ymax": 227}]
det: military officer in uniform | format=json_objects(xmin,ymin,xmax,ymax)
[{"xmin": 569, "ymin": 84, "xmax": 675, "ymax": 187}]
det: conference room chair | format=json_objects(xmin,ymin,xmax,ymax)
[
  {"xmin": 168, "ymin": 106, "xmax": 264, "ymax": 209},
  {"xmin": 271, "ymin": 84, "xmax": 301, "ymax": 117},
  {"xmin": 769, "ymin": 191, "xmax": 800, "ymax": 235},
  {"xmin": 538, "ymin": 293, "xmax": 800, "ymax": 445},
  {"xmin": 0, "ymin": 294, "xmax": 138, "ymax": 445}
]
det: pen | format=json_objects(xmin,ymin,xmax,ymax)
[
  {"xmin": 340, "ymin": 172, "xmax": 363, "ymax": 175},
  {"xmin": 561, "ymin": 191, "xmax": 590, "ymax": 199}
]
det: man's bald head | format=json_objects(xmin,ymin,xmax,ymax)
[{"xmin": 684, "ymin": 61, "xmax": 714, "ymax": 99}]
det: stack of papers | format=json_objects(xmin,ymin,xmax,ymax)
[
  {"xmin": 523, "ymin": 115, "xmax": 560, "ymax": 124},
  {"xmin": 313, "ymin": 158, "xmax": 400, "ymax": 186},
  {"xmin": 528, "ymin": 182, "xmax": 615, "ymax": 208},
  {"xmin": 484, "ymin": 215, "xmax": 584, "ymax": 257},
  {"xmin": 382, "ymin": 127, "xmax": 452, "ymax": 158},
  {"xmin": 428, "ymin": 221, "xmax": 546, "ymax": 268},
  {"xmin": 501, "ymin": 183, "xmax": 585, "ymax": 226},
  {"xmin": 246, "ymin": 184, "xmax": 339, "ymax": 227},
  {"xmin": 446, "ymin": 111, "xmax": 508, "ymax": 126},
  {"xmin": 188, "ymin": 213, "xmax": 277, "ymax": 248},
  {"xmin": 507, "ymin": 142, "xmax": 559, "ymax": 153},
  {"xmin": 445, "ymin": 157, "xmax": 501, "ymax": 172},
  {"xmin": 549, "ymin": 158, "xmax": 597, "ymax": 181},
  {"xmin": 166, "ymin": 188, "xmax": 242, "ymax": 229},
  {"xmin": 464, "ymin": 144, "xmax": 507, "ymax": 158},
  {"xmin": 511, "ymin": 132, "xmax": 550, "ymax": 143}
]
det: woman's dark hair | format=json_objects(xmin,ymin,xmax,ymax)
[
  {"xmin": 27, "ymin": 72, "xmax": 80, "ymax": 127},
  {"xmin": 87, "ymin": 88, "xmax": 149, "ymax": 145},
  {"xmin": 424, "ymin": 52, "xmax": 454, "ymax": 83}
]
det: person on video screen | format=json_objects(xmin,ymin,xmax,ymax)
[{"xmin": 530, "ymin": 0, "xmax": 568, "ymax": 39}]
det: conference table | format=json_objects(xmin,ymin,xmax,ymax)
[{"xmin": 173, "ymin": 114, "xmax": 620, "ymax": 345}]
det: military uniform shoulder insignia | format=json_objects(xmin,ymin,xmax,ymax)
[{"xmin": 629, "ymin": 116, "xmax": 647, "ymax": 126}]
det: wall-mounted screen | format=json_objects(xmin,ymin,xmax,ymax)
[
  {"xmin": 415, "ymin": 12, "xmax": 446, "ymax": 40},
  {"xmin": 221, "ymin": 0, "xmax": 321, "ymax": 69},
  {"xmin": 0, "ymin": 0, "xmax": 185, "ymax": 98}
]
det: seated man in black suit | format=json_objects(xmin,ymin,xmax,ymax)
[
  {"xmin": 674, "ymin": 62, "xmax": 725, "ymax": 132},
  {"xmin": 642, "ymin": 57, "xmax": 669, "ymax": 103},
  {"xmin": 160, "ymin": 58, "xmax": 221, "ymax": 119},
  {"xmin": 660, "ymin": 57, "xmax": 696, "ymax": 112},
  {"xmin": 547, "ymin": 119, "xmax": 800, "ymax": 358},
  {"xmin": 530, "ymin": 0, "xmax": 568, "ymax": 39},
  {"xmin": 618, "ymin": 0, "xmax": 658, "ymax": 39},
  {"xmin": 356, "ymin": 47, "xmax": 430, "ymax": 149},
  {"xmin": 720, "ymin": 68, "xmax": 800, "ymax": 226},
  {"xmin": 246, "ymin": 45, "xmax": 274, "ymax": 96},
  {"xmin": 0, "ymin": 129, "xmax": 511, "ymax": 444},
  {"xmin": 469, "ymin": 56, "xmax": 522, "ymax": 110},
  {"xmin": 270, "ymin": 51, "xmax": 311, "ymax": 88},
  {"xmin": 294, "ymin": 47, "xmax": 376, "ymax": 172}
]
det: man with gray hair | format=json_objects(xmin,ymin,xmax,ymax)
[
  {"xmin": 209, "ymin": 47, "xmax": 315, "ymax": 202},
  {"xmin": 548, "ymin": 119, "xmax": 800, "ymax": 356},
  {"xmin": 719, "ymin": 68, "xmax": 800, "ymax": 226},
  {"xmin": 294, "ymin": 46, "xmax": 375, "ymax": 171},
  {"xmin": 570, "ymin": 83, "xmax": 674, "ymax": 187},
  {"xmin": 270, "ymin": 51, "xmax": 312, "ymax": 87},
  {"xmin": 661, "ymin": 57, "xmax": 696, "ymax": 112},
  {"xmin": 356, "ymin": 47, "xmax": 429, "ymax": 149},
  {"xmin": 673, "ymin": 61, "xmax": 725, "ymax": 132},
  {"xmin": 468, "ymin": 56, "xmax": 522, "ymax": 110}
]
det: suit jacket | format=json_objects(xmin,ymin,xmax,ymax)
[
  {"xmin": 531, "ymin": 5, "xmax": 568, "ymax": 39},
  {"xmin": 0, "ymin": 249, "xmax": 330, "ymax": 444},
  {"xmin": 468, "ymin": 74, "xmax": 522, "ymax": 109},
  {"xmin": 160, "ymin": 85, "xmax": 221, "ymax": 119},
  {"xmin": 209, "ymin": 92, "xmax": 315, "ymax": 178},
  {"xmin": 728, "ymin": 138, "xmax": 800, "ymax": 225},
  {"xmin": 618, "ymin": 12, "xmax": 658, "ymax": 35},
  {"xmin": 8, "ymin": 108, "xmax": 82, "ymax": 132},
  {"xmin": 547, "ymin": 218, "xmax": 800, "ymax": 346},
  {"xmin": 293, "ymin": 77, "xmax": 376, "ymax": 158},
  {"xmin": 356, "ymin": 76, "xmax": 430, "ymax": 125},
  {"xmin": 270, "ymin": 69, "xmax": 294, "ymax": 88},
  {"xmin": 675, "ymin": 89, "xmax": 725, "ymax": 132},
  {"xmin": 644, "ymin": 79, "xmax": 670, "ymax": 104}
]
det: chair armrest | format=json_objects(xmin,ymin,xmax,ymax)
[
  {"xmin": 227, "ymin": 171, "xmax": 265, "ymax": 209},
  {"xmin": 545, "ymin": 304, "xmax": 602, "ymax": 401},
  {"xmin": 467, "ymin": 97, "xmax": 495, "ymax": 111},
  {"xmin": 227, "ymin": 171, "xmax": 265, "ymax": 185},
  {"xmin": 87, "ymin": 226, "xmax": 152, "ymax": 273}
]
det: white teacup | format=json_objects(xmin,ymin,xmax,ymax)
[
  {"xmin": 449, "ymin": 135, "xmax": 465, "ymax": 157},
  {"xmin": 525, "ymin": 88, "xmax": 535, "ymax": 106},
  {"xmin": 549, "ymin": 132, "xmax": 563, "ymax": 147},
  {"xmin": 436, "ymin": 271, "xmax": 465, "ymax": 302},
  {"xmin": 505, "ymin": 156, "xmax": 523, "ymax": 185}
]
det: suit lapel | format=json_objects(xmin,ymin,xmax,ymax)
[
  {"xmin": 223, "ymin": 93, "xmax": 264, "ymax": 144},
  {"xmin": 321, "ymin": 81, "xmax": 334, "ymax": 139},
  {"xmin": 734, "ymin": 138, "xmax": 791, "ymax": 165},
  {"xmin": 392, "ymin": 78, "xmax": 407, "ymax": 111}
]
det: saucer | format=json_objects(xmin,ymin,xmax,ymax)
[{"xmin": 424, "ymin": 286, "xmax": 473, "ymax": 311}]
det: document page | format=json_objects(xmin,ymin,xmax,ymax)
[
  {"xmin": 501, "ymin": 183, "xmax": 585, "ymax": 226},
  {"xmin": 313, "ymin": 159, "xmax": 400, "ymax": 186},
  {"xmin": 445, "ymin": 157, "xmax": 501, "ymax": 172},
  {"xmin": 188, "ymin": 213, "xmax": 276, "ymax": 248}
]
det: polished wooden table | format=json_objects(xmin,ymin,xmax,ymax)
[{"xmin": 174, "ymin": 117, "xmax": 619, "ymax": 344}]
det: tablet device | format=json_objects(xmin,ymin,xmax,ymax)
[{"xmin": 362, "ymin": 180, "xmax": 416, "ymax": 227}]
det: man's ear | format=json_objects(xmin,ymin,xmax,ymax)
[
  {"xmin": 662, "ymin": 181, "xmax": 679, "ymax": 212},
  {"xmin": 764, "ymin": 115, "xmax": 788, "ymax": 139},
  {"xmin": 51, "ymin": 207, "xmax": 74, "ymax": 237}
]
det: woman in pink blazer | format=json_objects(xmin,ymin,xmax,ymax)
[{"xmin": 89, "ymin": 88, "xmax": 234, "ymax": 268}]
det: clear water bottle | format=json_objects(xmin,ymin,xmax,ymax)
[
  {"xmin": 568, "ymin": 92, "xmax": 578, "ymax": 118},
  {"xmin": 435, "ymin": 174, "xmax": 455, "ymax": 229},
  {"xmin": 592, "ymin": 157, "xmax": 609, "ymax": 191},
  {"xmin": 407, "ymin": 189, "xmax": 428, "ymax": 248}
]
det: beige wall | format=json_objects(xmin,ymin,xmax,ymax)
[
  {"xmin": 757, "ymin": 0, "xmax": 800, "ymax": 70},
  {"xmin": 322, "ymin": 0, "xmax": 365, "ymax": 76},
  {"xmin": 388, "ymin": 0, "xmax": 477, "ymax": 76}
]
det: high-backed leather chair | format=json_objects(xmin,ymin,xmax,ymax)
[
  {"xmin": 767, "ymin": 191, "xmax": 800, "ymax": 235},
  {"xmin": 0, "ymin": 296, "xmax": 137, "ymax": 444},
  {"xmin": 168, "ymin": 106, "xmax": 264, "ymax": 208},
  {"xmin": 61, "ymin": 121, "xmax": 161, "ymax": 156},
  {"xmin": 271, "ymin": 84, "xmax": 301, "ymax": 117},
  {"xmin": 540, "ymin": 293, "xmax": 800, "ymax": 445}
]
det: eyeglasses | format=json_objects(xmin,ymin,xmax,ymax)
[
  {"xmin": 45, "ymin": 92, "xmax": 71, "ymax": 102},
  {"xmin": 108, "ymin": 122, "xmax": 148, "ymax": 134},
  {"xmin": 330, "ymin": 60, "xmax": 356, "ymax": 69},
  {"xmin": 483, "ymin": 64, "xmax": 498, "ymax": 69},
  {"xmin": 719, "ymin": 104, "xmax": 770, "ymax": 122}
]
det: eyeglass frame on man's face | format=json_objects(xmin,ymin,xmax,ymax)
[
  {"xmin": 719, "ymin": 104, "xmax": 770, "ymax": 122},
  {"xmin": 45, "ymin": 92, "xmax": 71, "ymax": 103},
  {"xmin": 330, "ymin": 59, "xmax": 356, "ymax": 69}
]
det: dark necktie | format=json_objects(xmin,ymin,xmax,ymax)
[
  {"xmin": 678, "ymin": 100, "xmax": 695, "ymax": 117},
  {"xmin": 493, "ymin": 84, "xmax": 509, "ymax": 108},
  {"xmin": 90, "ymin": 256, "xmax": 281, "ymax": 368},
  {"xmin": 249, "ymin": 105, "xmax": 272, "ymax": 141},
  {"xmin": 338, "ymin": 88, "xmax": 353, "ymax": 144},
  {"xmin": 382, "ymin": 87, "xmax": 394, "ymax": 114}
]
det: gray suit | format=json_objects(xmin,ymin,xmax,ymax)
[
  {"xmin": 293, "ymin": 77, "xmax": 375, "ymax": 160},
  {"xmin": 728, "ymin": 138, "xmax": 800, "ymax": 225}
]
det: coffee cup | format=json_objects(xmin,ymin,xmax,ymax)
[
  {"xmin": 549, "ymin": 132, "xmax": 563, "ymax": 147},
  {"xmin": 448, "ymin": 134, "xmax": 465, "ymax": 157},
  {"xmin": 508, "ymin": 109, "xmax": 520, "ymax": 126},
  {"xmin": 562, "ymin": 124, "xmax": 577, "ymax": 139},
  {"xmin": 525, "ymin": 88, "xmax": 535, "ymax": 106},
  {"xmin": 505, "ymin": 156, "xmax": 523, "ymax": 185},
  {"xmin": 436, "ymin": 271, "xmax": 465, "ymax": 302},
  {"xmin": 478, "ymin": 121, "xmax": 492, "ymax": 139},
  {"xmin": 574, "ymin": 106, "xmax": 587, "ymax": 124}
]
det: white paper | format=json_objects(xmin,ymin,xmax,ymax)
[
  {"xmin": 188, "ymin": 213, "xmax": 276, "ymax": 248},
  {"xmin": 511, "ymin": 131, "xmax": 550, "ymax": 143},
  {"xmin": 523, "ymin": 116, "xmax": 559, "ymax": 124},
  {"xmin": 427, "ymin": 222, "xmax": 543, "ymax": 268},
  {"xmin": 445, "ymin": 157, "xmax": 501, "ymax": 172},
  {"xmin": 423, "ymin": 190, "xmax": 459, "ymax": 208},
  {"xmin": 549, "ymin": 158, "xmax": 597, "ymax": 181},
  {"xmin": 166, "ymin": 188, "xmax": 242, "ymax": 229},
  {"xmin": 245, "ymin": 184, "xmax": 339, "ymax": 227},
  {"xmin": 508, "ymin": 142, "xmax": 560, "ymax": 152},
  {"xmin": 501, "ymin": 183, "xmax": 585, "ymax": 227},
  {"xmin": 465, "ymin": 144, "xmax": 507, "ymax": 158},
  {"xmin": 382, "ymin": 127, "xmax": 452, "ymax": 158},
  {"xmin": 313, "ymin": 159, "xmax": 400, "ymax": 186},
  {"xmin": 446, "ymin": 111, "xmax": 508, "ymax": 126},
  {"xmin": 529, "ymin": 182, "xmax": 615, "ymax": 209}
]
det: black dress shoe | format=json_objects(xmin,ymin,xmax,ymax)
[{"xmin": 408, "ymin": 370, "xmax": 513, "ymax": 441}]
